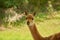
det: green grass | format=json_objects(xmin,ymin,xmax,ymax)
[
  {"xmin": 0, "ymin": 13, "xmax": 60, "ymax": 40},
  {"xmin": 36, "ymin": 19, "xmax": 60, "ymax": 37},
  {"xmin": 0, "ymin": 26, "xmax": 33, "ymax": 40}
]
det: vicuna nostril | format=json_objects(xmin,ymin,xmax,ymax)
[
  {"xmin": 27, "ymin": 21, "xmax": 30, "ymax": 25},
  {"xmin": 32, "ymin": 18, "xmax": 34, "ymax": 20}
]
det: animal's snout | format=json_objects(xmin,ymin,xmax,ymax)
[{"xmin": 27, "ymin": 21, "xmax": 30, "ymax": 25}]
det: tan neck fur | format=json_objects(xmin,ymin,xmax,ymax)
[{"xmin": 27, "ymin": 20, "xmax": 45, "ymax": 40}]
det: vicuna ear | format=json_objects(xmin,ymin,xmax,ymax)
[
  {"xmin": 33, "ymin": 12, "xmax": 36, "ymax": 16},
  {"xmin": 25, "ymin": 11, "xmax": 28, "ymax": 15}
]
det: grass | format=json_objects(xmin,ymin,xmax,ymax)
[
  {"xmin": 37, "ymin": 19, "xmax": 60, "ymax": 37},
  {"xmin": 0, "ymin": 26, "xmax": 33, "ymax": 40},
  {"xmin": 0, "ymin": 13, "xmax": 60, "ymax": 40}
]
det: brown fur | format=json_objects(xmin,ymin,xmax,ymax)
[{"xmin": 25, "ymin": 12, "xmax": 60, "ymax": 40}]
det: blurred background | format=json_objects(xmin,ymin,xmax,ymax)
[{"xmin": 0, "ymin": 0, "xmax": 60, "ymax": 40}]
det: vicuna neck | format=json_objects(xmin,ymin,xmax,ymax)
[{"xmin": 27, "ymin": 21, "xmax": 44, "ymax": 40}]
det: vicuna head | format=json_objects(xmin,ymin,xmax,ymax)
[{"xmin": 24, "ymin": 11, "xmax": 36, "ymax": 26}]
